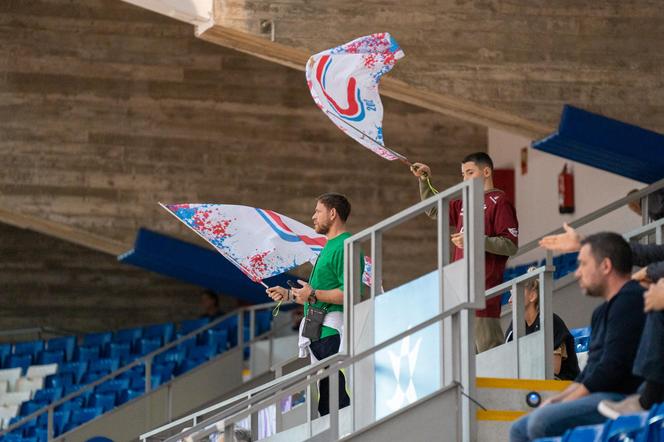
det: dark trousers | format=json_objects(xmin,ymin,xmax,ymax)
[
  {"xmin": 633, "ymin": 311, "xmax": 664, "ymax": 383},
  {"xmin": 308, "ymin": 334, "xmax": 350, "ymax": 416}
]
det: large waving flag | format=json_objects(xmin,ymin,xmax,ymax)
[
  {"xmin": 160, "ymin": 203, "xmax": 326, "ymax": 285},
  {"xmin": 306, "ymin": 33, "xmax": 407, "ymax": 162}
]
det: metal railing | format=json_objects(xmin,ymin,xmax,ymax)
[
  {"xmin": 141, "ymin": 177, "xmax": 664, "ymax": 442},
  {"xmin": 139, "ymin": 354, "xmax": 305, "ymax": 441},
  {"xmin": 486, "ymin": 265, "xmax": 554, "ymax": 379},
  {"xmin": 164, "ymin": 178, "xmax": 486, "ymax": 442},
  {"xmin": 0, "ymin": 301, "xmax": 285, "ymax": 441},
  {"xmin": 0, "ymin": 327, "xmax": 76, "ymax": 344}
]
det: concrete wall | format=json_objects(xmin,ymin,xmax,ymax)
[
  {"xmin": 0, "ymin": 0, "xmax": 485, "ymax": 328},
  {"xmin": 0, "ymin": 222, "xmax": 235, "ymax": 332},
  {"xmin": 215, "ymin": 0, "xmax": 664, "ymax": 133}
]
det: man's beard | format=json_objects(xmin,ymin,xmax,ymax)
[
  {"xmin": 315, "ymin": 222, "xmax": 330, "ymax": 235},
  {"xmin": 582, "ymin": 281, "xmax": 604, "ymax": 298}
]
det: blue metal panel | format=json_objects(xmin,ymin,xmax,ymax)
[
  {"xmin": 533, "ymin": 105, "xmax": 664, "ymax": 184},
  {"xmin": 118, "ymin": 228, "xmax": 293, "ymax": 304}
]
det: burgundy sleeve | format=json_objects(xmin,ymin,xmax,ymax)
[{"xmin": 493, "ymin": 198, "xmax": 519, "ymax": 247}]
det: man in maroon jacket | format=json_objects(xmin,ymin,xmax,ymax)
[{"xmin": 411, "ymin": 152, "xmax": 519, "ymax": 352}]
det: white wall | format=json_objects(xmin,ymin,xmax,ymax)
[{"xmin": 489, "ymin": 128, "xmax": 644, "ymax": 265}]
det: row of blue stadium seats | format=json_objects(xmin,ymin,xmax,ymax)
[
  {"xmin": 0, "ymin": 312, "xmax": 272, "ymax": 373},
  {"xmin": 503, "ymin": 252, "xmax": 579, "ymax": 282},
  {"xmin": 7, "ymin": 405, "xmax": 108, "ymax": 439},
  {"xmin": 534, "ymin": 402, "xmax": 664, "ymax": 441}
]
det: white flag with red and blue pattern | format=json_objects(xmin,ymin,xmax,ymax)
[
  {"xmin": 160, "ymin": 203, "xmax": 326, "ymax": 284},
  {"xmin": 306, "ymin": 33, "xmax": 406, "ymax": 162}
]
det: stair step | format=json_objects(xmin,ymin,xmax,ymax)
[{"xmin": 476, "ymin": 377, "xmax": 570, "ymax": 412}]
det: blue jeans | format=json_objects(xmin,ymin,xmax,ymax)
[
  {"xmin": 509, "ymin": 392, "xmax": 625, "ymax": 441},
  {"xmin": 633, "ymin": 311, "xmax": 664, "ymax": 384}
]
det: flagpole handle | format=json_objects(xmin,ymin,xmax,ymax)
[{"xmin": 258, "ymin": 280, "xmax": 269, "ymax": 288}]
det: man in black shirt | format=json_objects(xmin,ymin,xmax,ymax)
[
  {"xmin": 510, "ymin": 233, "xmax": 646, "ymax": 442},
  {"xmin": 504, "ymin": 269, "xmax": 579, "ymax": 381}
]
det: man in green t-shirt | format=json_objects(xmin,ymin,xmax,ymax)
[{"xmin": 266, "ymin": 193, "xmax": 355, "ymax": 416}]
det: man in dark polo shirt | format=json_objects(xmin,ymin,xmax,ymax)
[
  {"xmin": 411, "ymin": 152, "xmax": 519, "ymax": 352},
  {"xmin": 509, "ymin": 233, "xmax": 646, "ymax": 441}
]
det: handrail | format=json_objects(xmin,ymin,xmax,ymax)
[
  {"xmin": 516, "ymin": 177, "xmax": 664, "ymax": 257},
  {"xmin": 0, "ymin": 301, "xmax": 280, "ymax": 439},
  {"xmin": 139, "ymin": 353, "xmax": 311, "ymax": 441},
  {"xmin": 167, "ymin": 298, "xmax": 478, "ymax": 442},
  {"xmin": 0, "ymin": 326, "xmax": 77, "ymax": 341}
]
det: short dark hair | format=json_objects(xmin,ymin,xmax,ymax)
[
  {"xmin": 461, "ymin": 152, "xmax": 494, "ymax": 171},
  {"xmin": 317, "ymin": 193, "xmax": 351, "ymax": 222},
  {"xmin": 580, "ymin": 232, "xmax": 632, "ymax": 275},
  {"xmin": 202, "ymin": 289, "xmax": 219, "ymax": 307}
]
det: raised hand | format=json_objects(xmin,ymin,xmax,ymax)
[{"xmin": 539, "ymin": 223, "xmax": 582, "ymax": 252}]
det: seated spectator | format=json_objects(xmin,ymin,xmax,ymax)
[
  {"xmin": 504, "ymin": 268, "xmax": 580, "ymax": 380},
  {"xmin": 599, "ymin": 278, "xmax": 664, "ymax": 417},
  {"xmin": 200, "ymin": 290, "xmax": 224, "ymax": 320},
  {"xmin": 541, "ymin": 223, "xmax": 664, "ymax": 419},
  {"xmin": 510, "ymin": 232, "xmax": 646, "ymax": 441},
  {"xmin": 626, "ymin": 188, "xmax": 664, "ymax": 221}
]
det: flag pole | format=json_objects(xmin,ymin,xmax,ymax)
[{"xmin": 323, "ymin": 111, "xmax": 438, "ymax": 192}]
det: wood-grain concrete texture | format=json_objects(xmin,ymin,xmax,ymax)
[
  {"xmin": 0, "ymin": 0, "xmax": 485, "ymax": 316},
  {"xmin": 0, "ymin": 222, "xmax": 231, "ymax": 332},
  {"xmin": 210, "ymin": 0, "xmax": 664, "ymax": 133}
]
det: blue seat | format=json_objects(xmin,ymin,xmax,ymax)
[
  {"xmin": 201, "ymin": 329, "xmax": 228, "ymax": 353},
  {"xmin": 144, "ymin": 323, "xmax": 175, "ymax": 345},
  {"xmin": 0, "ymin": 343, "xmax": 12, "ymax": 367},
  {"xmin": 58, "ymin": 361, "xmax": 88, "ymax": 384},
  {"xmin": 113, "ymin": 327, "xmax": 143, "ymax": 344},
  {"xmin": 82, "ymin": 332, "xmax": 112, "ymax": 347},
  {"xmin": 603, "ymin": 411, "xmax": 649, "ymax": 441},
  {"xmin": 37, "ymin": 349, "xmax": 65, "ymax": 365},
  {"xmin": 154, "ymin": 348, "xmax": 185, "ymax": 365},
  {"xmin": 570, "ymin": 327, "xmax": 592, "ymax": 338},
  {"xmin": 89, "ymin": 358, "xmax": 120, "ymax": 373},
  {"xmin": 254, "ymin": 311, "xmax": 272, "ymax": 336},
  {"xmin": 46, "ymin": 336, "xmax": 76, "ymax": 361},
  {"xmin": 13, "ymin": 340, "xmax": 44, "ymax": 358},
  {"xmin": 135, "ymin": 338, "xmax": 161, "ymax": 356},
  {"xmin": 95, "ymin": 378, "xmax": 129, "ymax": 394},
  {"xmin": 88, "ymin": 392, "xmax": 116, "ymax": 412},
  {"xmin": 6, "ymin": 354, "xmax": 33, "ymax": 373},
  {"xmin": 55, "ymin": 396, "xmax": 85, "ymax": 412},
  {"xmin": 179, "ymin": 318, "xmax": 209, "ymax": 336},
  {"xmin": 33, "ymin": 387, "xmax": 64, "ymax": 403},
  {"xmin": 74, "ymin": 345, "xmax": 100, "ymax": 362},
  {"xmin": 533, "ymin": 438, "xmax": 562, "ymax": 442},
  {"xmin": 188, "ymin": 345, "xmax": 214, "ymax": 361},
  {"xmin": 152, "ymin": 362, "xmax": 175, "ymax": 385},
  {"xmin": 106, "ymin": 342, "xmax": 131, "ymax": 363},
  {"xmin": 562, "ymin": 423, "xmax": 605, "ymax": 441},
  {"xmin": 20, "ymin": 400, "xmax": 47, "ymax": 417},
  {"xmin": 37, "ymin": 410, "xmax": 70, "ymax": 436},
  {"xmin": 176, "ymin": 338, "xmax": 197, "ymax": 354},
  {"xmin": 70, "ymin": 406, "xmax": 103, "ymax": 426},
  {"xmin": 45, "ymin": 372, "xmax": 75, "ymax": 389},
  {"xmin": 81, "ymin": 369, "xmax": 111, "ymax": 385},
  {"xmin": 117, "ymin": 389, "xmax": 142, "ymax": 405},
  {"xmin": 130, "ymin": 376, "xmax": 147, "ymax": 391},
  {"xmin": 64, "ymin": 384, "xmax": 93, "ymax": 405}
]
